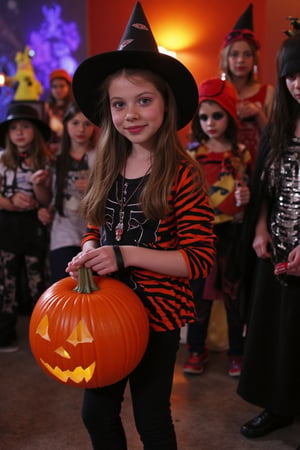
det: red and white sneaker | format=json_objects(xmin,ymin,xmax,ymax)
[
  {"xmin": 228, "ymin": 356, "xmax": 242, "ymax": 377},
  {"xmin": 183, "ymin": 348, "xmax": 209, "ymax": 375}
]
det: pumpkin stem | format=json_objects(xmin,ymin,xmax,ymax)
[{"xmin": 74, "ymin": 267, "xmax": 99, "ymax": 293}]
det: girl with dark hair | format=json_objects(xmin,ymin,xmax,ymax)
[
  {"xmin": 183, "ymin": 78, "xmax": 251, "ymax": 377},
  {"xmin": 38, "ymin": 102, "xmax": 97, "ymax": 283},
  {"xmin": 238, "ymin": 23, "xmax": 300, "ymax": 440}
]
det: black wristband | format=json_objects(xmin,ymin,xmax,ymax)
[{"xmin": 113, "ymin": 245, "xmax": 125, "ymax": 271}]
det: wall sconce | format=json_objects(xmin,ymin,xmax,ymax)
[
  {"xmin": 0, "ymin": 73, "xmax": 5, "ymax": 87},
  {"xmin": 158, "ymin": 46, "xmax": 177, "ymax": 58}
]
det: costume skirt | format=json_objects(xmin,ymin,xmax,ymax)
[{"xmin": 237, "ymin": 257, "xmax": 300, "ymax": 416}]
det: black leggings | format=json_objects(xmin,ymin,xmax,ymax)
[{"xmin": 82, "ymin": 328, "xmax": 180, "ymax": 450}]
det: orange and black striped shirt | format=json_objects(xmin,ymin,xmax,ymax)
[{"xmin": 82, "ymin": 160, "xmax": 216, "ymax": 331}]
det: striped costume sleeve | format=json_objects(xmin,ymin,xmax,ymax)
[
  {"xmin": 81, "ymin": 224, "xmax": 100, "ymax": 247},
  {"xmin": 160, "ymin": 161, "xmax": 216, "ymax": 279}
]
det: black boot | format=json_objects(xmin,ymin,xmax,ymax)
[{"xmin": 240, "ymin": 409, "xmax": 294, "ymax": 438}]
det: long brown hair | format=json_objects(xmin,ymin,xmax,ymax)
[
  {"xmin": 1, "ymin": 123, "xmax": 53, "ymax": 170},
  {"xmin": 81, "ymin": 68, "xmax": 203, "ymax": 226},
  {"xmin": 55, "ymin": 102, "xmax": 97, "ymax": 216}
]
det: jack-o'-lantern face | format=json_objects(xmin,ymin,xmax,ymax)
[
  {"xmin": 33, "ymin": 314, "xmax": 96, "ymax": 385},
  {"xmin": 29, "ymin": 271, "xmax": 149, "ymax": 388}
]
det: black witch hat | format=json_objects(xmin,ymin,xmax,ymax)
[
  {"xmin": 233, "ymin": 3, "xmax": 253, "ymax": 30},
  {"xmin": 222, "ymin": 3, "xmax": 260, "ymax": 50},
  {"xmin": 72, "ymin": 2, "xmax": 198, "ymax": 130},
  {"xmin": 0, "ymin": 103, "xmax": 51, "ymax": 147}
]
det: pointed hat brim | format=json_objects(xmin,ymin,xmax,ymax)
[{"xmin": 72, "ymin": 2, "xmax": 198, "ymax": 130}]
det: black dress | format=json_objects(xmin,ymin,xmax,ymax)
[{"xmin": 237, "ymin": 134, "xmax": 300, "ymax": 416}]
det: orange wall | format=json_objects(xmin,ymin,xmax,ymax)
[
  {"xmin": 264, "ymin": 0, "xmax": 300, "ymax": 85},
  {"xmin": 87, "ymin": 0, "xmax": 264, "ymax": 81},
  {"xmin": 86, "ymin": 0, "xmax": 299, "ymax": 142}
]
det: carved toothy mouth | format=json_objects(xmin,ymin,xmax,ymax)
[{"xmin": 40, "ymin": 359, "xmax": 96, "ymax": 383}]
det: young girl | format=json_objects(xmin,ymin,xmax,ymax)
[
  {"xmin": 66, "ymin": 2, "xmax": 216, "ymax": 448},
  {"xmin": 183, "ymin": 78, "xmax": 251, "ymax": 377},
  {"xmin": 39, "ymin": 102, "xmax": 97, "ymax": 283},
  {"xmin": 45, "ymin": 69, "xmax": 73, "ymax": 154},
  {"xmin": 237, "ymin": 22, "xmax": 300, "ymax": 440},
  {"xmin": 0, "ymin": 103, "xmax": 53, "ymax": 351},
  {"xmin": 220, "ymin": 3, "xmax": 274, "ymax": 169}
]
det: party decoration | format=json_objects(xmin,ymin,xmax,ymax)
[
  {"xmin": 29, "ymin": 267, "xmax": 149, "ymax": 388},
  {"xmin": 5, "ymin": 46, "xmax": 43, "ymax": 101}
]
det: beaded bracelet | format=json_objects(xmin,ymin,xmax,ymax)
[{"xmin": 113, "ymin": 245, "xmax": 125, "ymax": 271}]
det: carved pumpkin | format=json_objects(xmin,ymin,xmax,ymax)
[{"xmin": 29, "ymin": 268, "xmax": 149, "ymax": 388}]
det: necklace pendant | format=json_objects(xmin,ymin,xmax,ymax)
[{"xmin": 115, "ymin": 222, "xmax": 124, "ymax": 241}]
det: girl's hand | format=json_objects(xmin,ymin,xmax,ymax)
[
  {"xmin": 74, "ymin": 177, "xmax": 88, "ymax": 192},
  {"xmin": 284, "ymin": 245, "xmax": 300, "ymax": 277},
  {"xmin": 37, "ymin": 207, "xmax": 53, "ymax": 225},
  {"xmin": 235, "ymin": 184, "xmax": 250, "ymax": 207},
  {"xmin": 66, "ymin": 246, "xmax": 119, "ymax": 279},
  {"xmin": 31, "ymin": 169, "xmax": 50, "ymax": 187},
  {"xmin": 12, "ymin": 192, "xmax": 38, "ymax": 210},
  {"xmin": 237, "ymin": 101, "xmax": 262, "ymax": 120},
  {"xmin": 252, "ymin": 229, "xmax": 272, "ymax": 259}
]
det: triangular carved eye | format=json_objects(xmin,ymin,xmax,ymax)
[
  {"xmin": 55, "ymin": 346, "xmax": 71, "ymax": 359},
  {"xmin": 36, "ymin": 315, "xmax": 50, "ymax": 341},
  {"xmin": 67, "ymin": 320, "xmax": 94, "ymax": 346}
]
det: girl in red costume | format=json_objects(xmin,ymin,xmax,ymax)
[{"xmin": 219, "ymin": 3, "xmax": 274, "ymax": 169}]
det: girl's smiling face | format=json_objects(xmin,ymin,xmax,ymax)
[
  {"xmin": 285, "ymin": 73, "xmax": 300, "ymax": 104},
  {"xmin": 8, "ymin": 119, "xmax": 35, "ymax": 152},
  {"xmin": 198, "ymin": 101, "xmax": 229, "ymax": 140},
  {"xmin": 109, "ymin": 73, "xmax": 165, "ymax": 149}
]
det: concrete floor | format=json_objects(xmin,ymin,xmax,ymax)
[{"xmin": 0, "ymin": 315, "xmax": 299, "ymax": 450}]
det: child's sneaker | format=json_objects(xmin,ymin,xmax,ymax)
[
  {"xmin": 183, "ymin": 348, "xmax": 209, "ymax": 375},
  {"xmin": 228, "ymin": 356, "xmax": 242, "ymax": 377}
]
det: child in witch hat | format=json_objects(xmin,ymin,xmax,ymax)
[
  {"xmin": 219, "ymin": 3, "xmax": 274, "ymax": 169},
  {"xmin": 66, "ymin": 2, "xmax": 216, "ymax": 448},
  {"xmin": 0, "ymin": 103, "xmax": 53, "ymax": 351}
]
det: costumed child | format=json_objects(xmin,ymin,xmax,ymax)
[
  {"xmin": 38, "ymin": 102, "xmax": 97, "ymax": 282},
  {"xmin": 237, "ymin": 18, "xmax": 300, "ymax": 440},
  {"xmin": 66, "ymin": 2, "xmax": 216, "ymax": 448},
  {"xmin": 183, "ymin": 78, "xmax": 251, "ymax": 377},
  {"xmin": 0, "ymin": 103, "xmax": 53, "ymax": 351},
  {"xmin": 45, "ymin": 69, "xmax": 73, "ymax": 154},
  {"xmin": 219, "ymin": 3, "xmax": 274, "ymax": 169}
]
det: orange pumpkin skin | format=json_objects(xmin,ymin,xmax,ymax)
[{"xmin": 29, "ymin": 275, "xmax": 149, "ymax": 388}]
